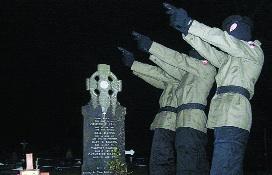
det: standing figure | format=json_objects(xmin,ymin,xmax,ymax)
[
  {"xmin": 164, "ymin": 3, "xmax": 264, "ymax": 174},
  {"xmin": 118, "ymin": 30, "xmax": 216, "ymax": 175}
]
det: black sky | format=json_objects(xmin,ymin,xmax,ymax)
[{"xmin": 1, "ymin": 0, "xmax": 272, "ymax": 160}]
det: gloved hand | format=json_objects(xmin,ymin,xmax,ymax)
[
  {"xmin": 163, "ymin": 2, "xmax": 193, "ymax": 35},
  {"xmin": 117, "ymin": 47, "xmax": 135, "ymax": 68},
  {"xmin": 131, "ymin": 31, "xmax": 152, "ymax": 53}
]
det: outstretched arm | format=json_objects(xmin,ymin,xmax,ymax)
[
  {"xmin": 132, "ymin": 71, "xmax": 165, "ymax": 89},
  {"xmin": 187, "ymin": 20, "xmax": 263, "ymax": 64},
  {"xmin": 149, "ymin": 54, "xmax": 187, "ymax": 81},
  {"xmin": 148, "ymin": 42, "xmax": 216, "ymax": 79},
  {"xmin": 162, "ymin": 3, "xmax": 263, "ymax": 64},
  {"xmin": 131, "ymin": 61, "xmax": 179, "ymax": 89},
  {"xmin": 183, "ymin": 33, "xmax": 227, "ymax": 68},
  {"xmin": 118, "ymin": 47, "xmax": 177, "ymax": 89}
]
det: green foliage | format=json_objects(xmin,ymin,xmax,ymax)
[{"xmin": 108, "ymin": 147, "xmax": 132, "ymax": 175}]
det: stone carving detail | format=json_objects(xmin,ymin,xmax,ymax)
[{"xmin": 86, "ymin": 64, "xmax": 122, "ymax": 115}]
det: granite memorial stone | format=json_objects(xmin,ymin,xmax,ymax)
[{"xmin": 81, "ymin": 64, "xmax": 126, "ymax": 175}]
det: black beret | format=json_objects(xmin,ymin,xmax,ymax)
[{"xmin": 222, "ymin": 15, "xmax": 253, "ymax": 31}]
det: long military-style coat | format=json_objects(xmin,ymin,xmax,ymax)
[
  {"xmin": 131, "ymin": 60, "xmax": 179, "ymax": 131},
  {"xmin": 183, "ymin": 20, "xmax": 264, "ymax": 131},
  {"xmin": 131, "ymin": 42, "xmax": 216, "ymax": 133}
]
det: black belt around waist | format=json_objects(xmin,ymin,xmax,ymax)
[
  {"xmin": 216, "ymin": 85, "xmax": 250, "ymax": 100},
  {"xmin": 158, "ymin": 106, "xmax": 177, "ymax": 113},
  {"xmin": 176, "ymin": 103, "xmax": 206, "ymax": 113},
  {"xmin": 159, "ymin": 103, "xmax": 206, "ymax": 113}
]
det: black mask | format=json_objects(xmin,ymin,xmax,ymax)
[{"xmin": 222, "ymin": 15, "xmax": 253, "ymax": 41}]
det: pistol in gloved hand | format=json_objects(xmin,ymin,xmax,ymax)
[
  {"xmin": 163, "ymin": 2, "xmax": 193, "ymax": 35},
  {"xmin": 131, "ymin": 31, "xmax": 152, "ymax": 53},
  {"xmin": 117, "ymin": 47, "xmax": 135, "ymax": 68}
]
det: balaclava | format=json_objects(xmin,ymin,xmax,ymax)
[{"xmin": 222, "ymin": 15, "xmax": 253, "ymax": 41}]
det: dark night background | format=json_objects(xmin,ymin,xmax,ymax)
[{"xmin": 1, "ymin": 0, "xmax": 272, "ymax": 170}]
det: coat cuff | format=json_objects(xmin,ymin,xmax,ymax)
[
  {"xmin": 130, "ymin": 61, "xmax": 141, "ymax": 72},
  {"xmin": 188, "ymin": 20, "xmax": 208, "ymax": 38},
  {"xmin": 148, "ymin": 42, "xmax": 165, "ymax": 57}
]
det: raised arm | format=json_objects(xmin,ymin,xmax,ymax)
[
  {"xmin": 148, "ymin": 55, "xmax": 187, "ymax": 81},
  {"xmin": 131, "ymin": 32, "xmax": 187, "ymax": 80},
  {"xmin": 132, "ymin": 71, "xmax": 164, "ymax": 89},
  {"xmin": 148, "ymin": 42, "xmax": 216, "ymax": 79},
  {"xmin": 183, "ymin": 33, "xmax": 227, "ymax": 68},
  {"xmin": 187, "ymin": 20, "xmax": 263, "ymax": 64},
  {"xmin": 162, "ymin": 3, "xmax": 264, "ymax": 65},
  {"xmin": 131, "ymin": 61, "xmax": 179, "ymax": 89},
  {"xmin": 118, "ymin": 47, "xmax": 177, "ymax": 89}
]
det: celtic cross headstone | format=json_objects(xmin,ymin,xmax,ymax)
[{"xmin": 81, "ymin": 64, "xmax": 126, "ymax": 175}]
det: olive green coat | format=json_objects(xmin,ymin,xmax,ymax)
[
  {"xmin": 131, "ymin": 60, "xmax": 179, "ymax": 131},
  {"xmin": 183, "ymin": 20, "xmax": 264, "ymax": 131},
  {"xmin": 131, "ymin": 42, "xmax": 216, "ymax": 132}
]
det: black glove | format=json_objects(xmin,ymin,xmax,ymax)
[
  {"xmin": 163, "ymin": 2, "xmax": 193, "ymax": 35},
  {"xmin": 117, "ymin": 47, "xmax": 135, "ymax": 68},
  {"xmin": 131, "ymin": 31, "xmax": 152, "ymax": 53}
]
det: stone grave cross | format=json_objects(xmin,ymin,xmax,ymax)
[{"xmin": 82, "ymin": 64, "xmax": 126, "ymax": 175}]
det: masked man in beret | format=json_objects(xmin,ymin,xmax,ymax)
[{"xmin": 164, "ymin": 2, "xmax": 264, "ymax": 174}]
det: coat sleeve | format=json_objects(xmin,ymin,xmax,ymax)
[
  {"xmin": 131, "ymin": 61, "xmax": 178, "ymax": 89},
  {"xmin": 187, "ymin": 20, "xmax": 264, "ymax": 65},
  {"xmin": 183, "ymin": 33, "xmax": 227, "ymax": 68},
  {"xmin": 148, "ymin": 54, "xmax": 187, "ymax": 81},
  {"xmin": 148, "ymin": 42, "xmax": 216, "ymax": 79}
]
